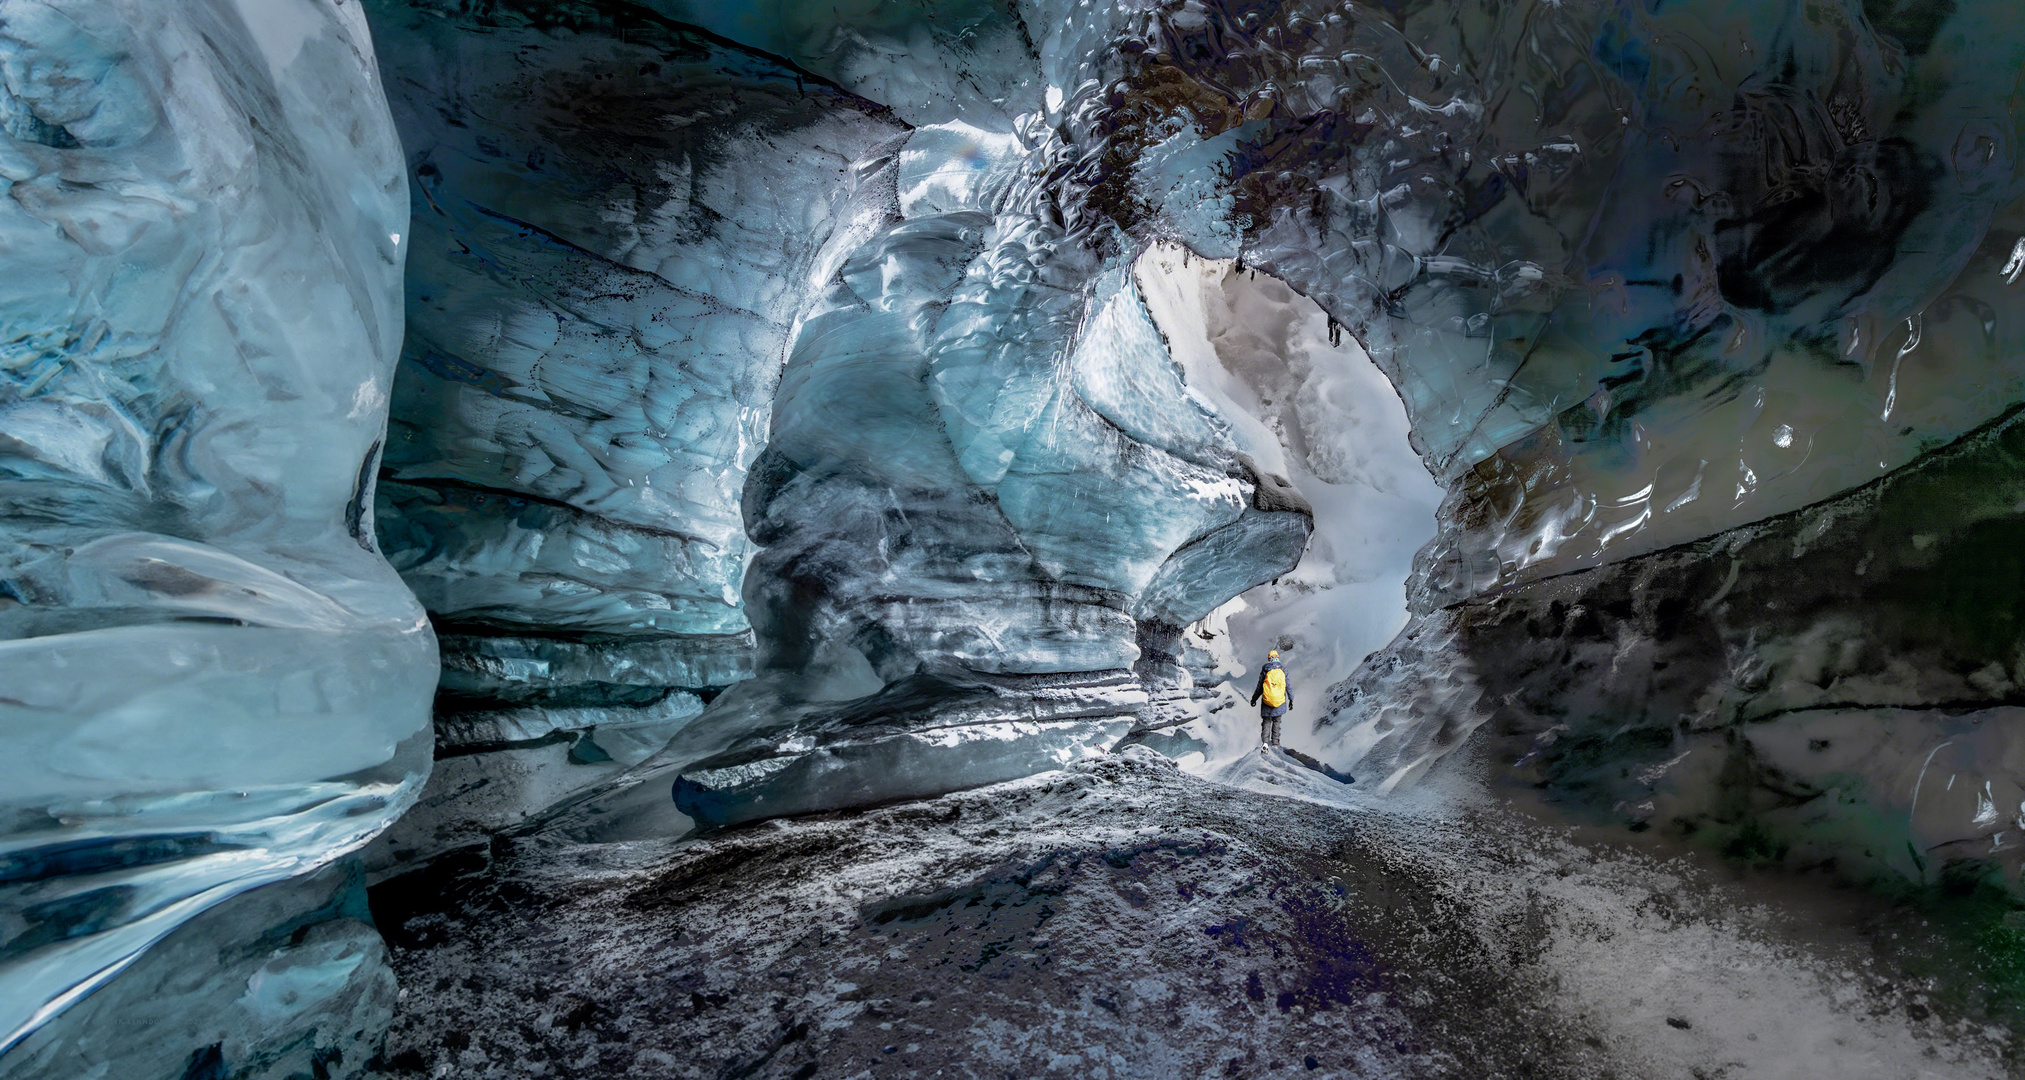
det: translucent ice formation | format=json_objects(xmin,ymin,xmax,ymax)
[
  {"xmin": 13, "ymin": 0, "xmax": 2025, "ymax": 1074},
  {"xmin": 664, "ymin": 108, "xmax": 1314, "ymax": 828},
  {"xmin": 0, "ymin": 0, "xmax": 432, "ymax": 1053},
  {"xmin": 358, "ymin": 0, "xmax": 2025, "ymax": 883},
  {"xmin": 12, "ymin": 6, "xmax": 2021, "ymax": 1053},
  {"xmin": 5, "ymin": 859, "xmax": 395, "ymax": 1080},
  {"xmin": 353, "ymin": 0, "xmax": 1328, "ymax": 843}
]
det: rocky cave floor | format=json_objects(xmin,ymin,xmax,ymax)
[{"xmin": 365, "ymin": 749, "xmax": 2019, "ymax": 1080}]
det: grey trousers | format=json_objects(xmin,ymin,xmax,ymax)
[{"xmin": 1260, "ymin": 713, "xmax": 1281, "ymax": 747}]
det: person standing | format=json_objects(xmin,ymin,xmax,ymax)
[{"xmin": 1248, "ymin": 649, "xmax": 1291, "ymax": 749}]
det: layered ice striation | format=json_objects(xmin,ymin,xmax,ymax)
[
  {"xmin": 1074, "ymin": 0, "xmax": 2025, "ymax": 591},
  {"xmin": 359, "ymin": 0, "xmax": 2025, "ymax": 884},
  {"xmin": 0, "ymin": 0, "xmax": 432, "ymax": 1058},
  {"xmin": 341, "ymin": 0, "xmax": 1320, "ymax": 838},
  {"xmin": 352, "ymin": 0, "xmax": 1314, "ymax": 843},
  {"xmin": 631, "ymin": 0, "xmax": 1045, "ymax": 129},
  {"xmin": 16, "ymin": 0, "xmax": 2025, "ymax": 1065},
  {"xmin": 359, "ymin": 0, "xmax": 905, "ymax": 863}
]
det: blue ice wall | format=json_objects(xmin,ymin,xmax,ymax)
[
  {"xmin": 642, "ymin": 113, "xmax": 1316, "ymax": 828},
  {"xmin": 356, "ymin": 1, "xmax": 910, "ymax": 863},
  {"xmin": 1066, "ymin": 0, "xmax": 2025, "ymax": 884},
  {"xmin": 12, "ymin": 0, "xmax": 2025, "ymax": 1070},
  {"xmin": 358, "ymin": 2, "xmax": 1313, "ymax": 838},
  {"xmin": 1069, "ymin": 0, "xmax": 2025, "ymax": 600},
  {"xmin": 0, "ymin": 0, "xmax": 433, "ymax": 1058}
]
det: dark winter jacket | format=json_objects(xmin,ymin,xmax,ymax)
[{"xmin": 1248, "ymin": 659, "xmax": 1291, "ymax": 717}]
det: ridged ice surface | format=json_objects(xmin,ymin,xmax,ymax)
[
  {"xmin": 364, "ymin": 0, "xmax": 2025, "ymax": 883},
  {"xmin": 351, "ymin": 1, "xmax": 910, "ymax": 865},
  {"xmin": 11, "ymin": 0, "xmax": 2025, "ymax": 1068},
  {"xmin": 1035, "ymin": 0, "xmax": 2025, "ymax": 885},
  {"xmin": 367, "ymin": 0, "xmax": 899, "ymax": 665},
  {"xmin": 0, "ymin": 0, "xmax": 432, "ymax": 1055},
  {"xmin": 659, "ymin": 98, "xmax": 1315, "ymax": 828}
]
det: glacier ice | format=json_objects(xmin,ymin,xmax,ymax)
[
  {"xmin": 1055, "ymin": 0, "xmax": 2025, "ymax": 884},
  {"xmin": 368, "ymin": 0, "xmax": 896, "ymax": 647},
  {"xmin": 356, "ymin": 0, "xmax": 908, "ymax": 866},
  {"xmin": 0, "ymin": 0, "xmax": 432, "ymax": 1058},
  {"xmin": 4, "ymin": 859, "xmax": 394, "ymax": 1080},
  {"xmin": 1073, "ymin": 0, "xmax": 2025, "ymax": 596},
  {"xmin": 11, "ymin": 0, "xmax": 2025, "ymax": 1069},
  {"xmin": 354, "ymin": 0, "xmax": 1312, "ymax": 849},
  {"xmin": 352, "ymin": 0, "xmax": 1324, "ymax": 847},
  {"xmin": 245, "ymin": 0, "xmax": 2025, "ymax": 880},
  {"xmin": 1330, "ymin": 404, "xmax": 2025, "ymax": 877},
  {"xmin": 656, "ymin": 100, "xmax": 1315, "ymax": 828}
]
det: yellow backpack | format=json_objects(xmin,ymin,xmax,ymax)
[{"xmin": 1261, "ymin": 666, "xmax": 1287, "ymax": 708}]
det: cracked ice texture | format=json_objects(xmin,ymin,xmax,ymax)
[{"xmin": 0, "ymin": 0, "xmax": 432, "ymax": 1051}]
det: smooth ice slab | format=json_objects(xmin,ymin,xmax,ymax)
[{"xmin": 674, "ymin": 718, "xmax": 1135, "ymax": 830}]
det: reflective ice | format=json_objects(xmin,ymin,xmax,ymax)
[
  {"xmin": 9, "ymin": 0, "xmax": 2025, "ymax": 1067},
  {"xmin": 0, "ymin": 0, "xmax": 433, "ymax": 1055}
]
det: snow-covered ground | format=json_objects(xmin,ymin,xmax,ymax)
[
  {"xmin": 369, "ymin": 747, "xmax": 2011, "ymax": 1079},
  {"xmin": 1212, "ymin": 749, "xmax": 2018, "ymax": 1079}
]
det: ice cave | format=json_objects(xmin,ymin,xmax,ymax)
[{"xmin": 5, "ymin": 0, "xmax": 2025, "ymax": 1075}]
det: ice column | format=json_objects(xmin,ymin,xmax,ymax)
[{"xmin": 0, "ymin": 0, "xmax": 433, "ymax": 1052}]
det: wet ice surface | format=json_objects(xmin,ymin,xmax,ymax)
[
  {"xmin": 0, "ymin": 0, "xmax": 433, "ymax": 1052},
  {"xmin": 370, "ymin": 750, "xmax": 2011, "ymax": 1079}
]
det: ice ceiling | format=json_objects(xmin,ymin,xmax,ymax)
[{"xmin": 5, "ymin": 0, "xmax": 2025, "ymax": 1066}]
